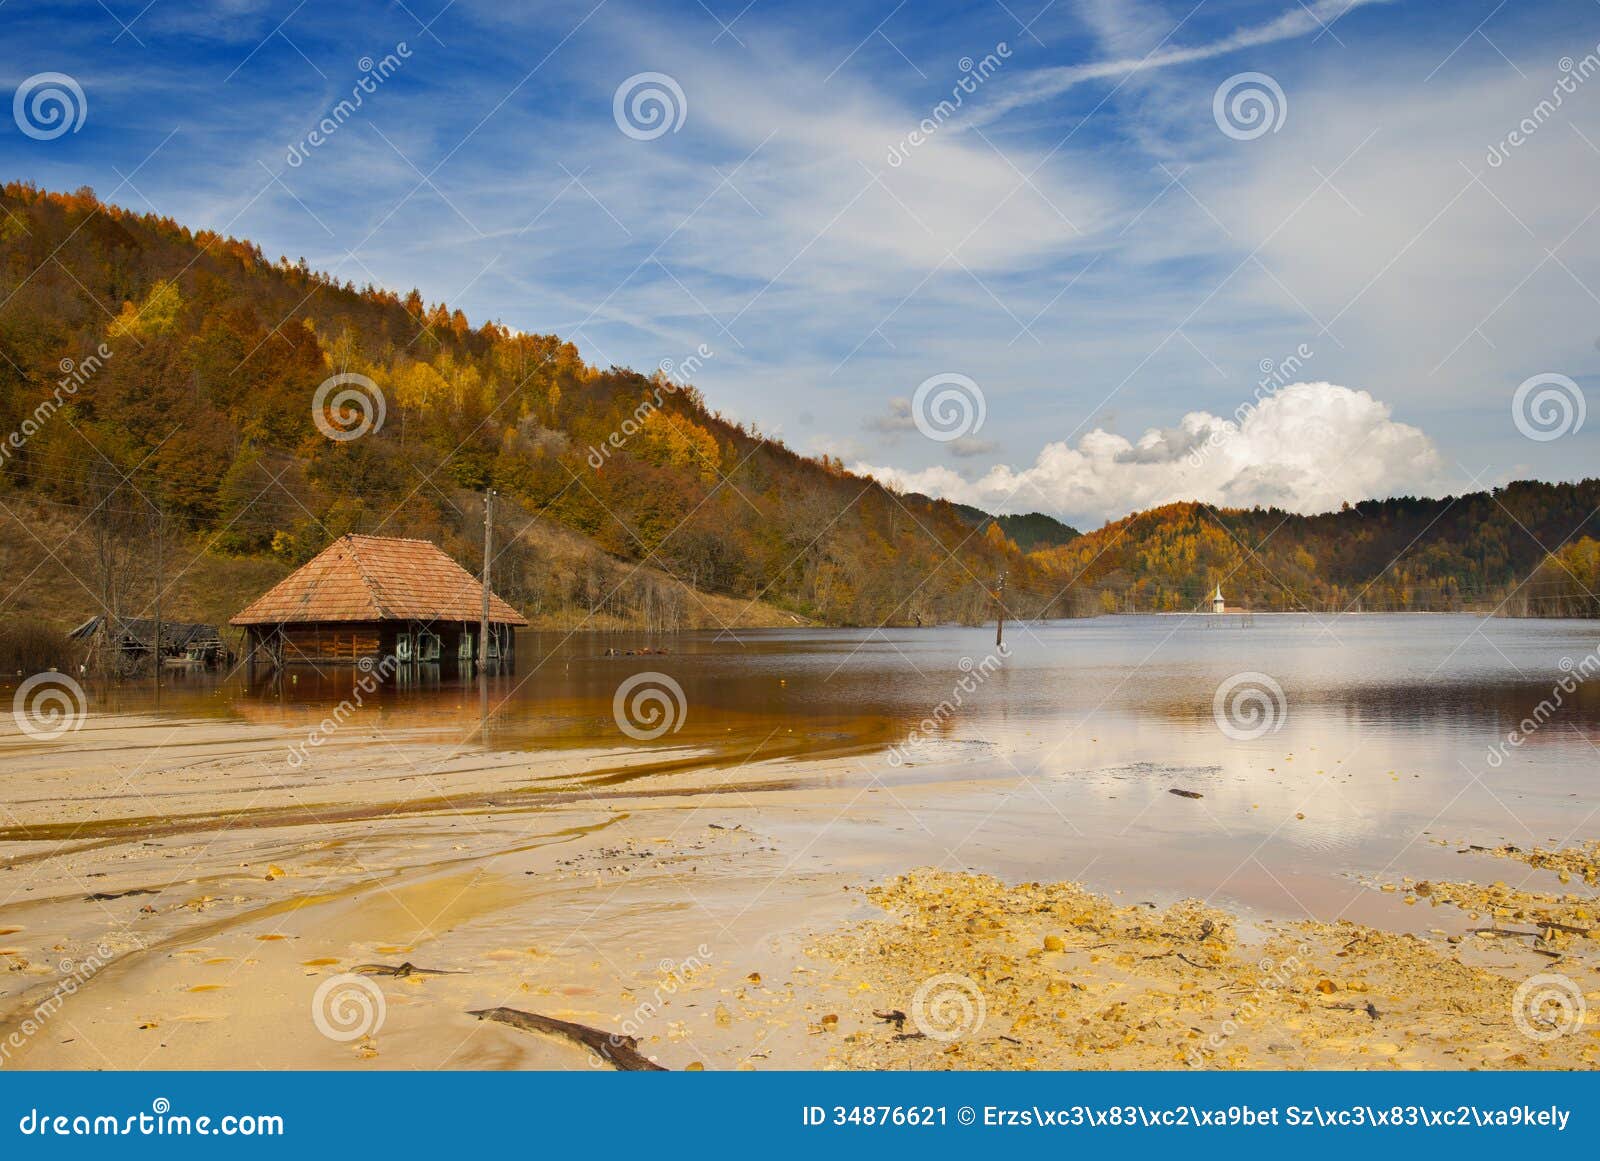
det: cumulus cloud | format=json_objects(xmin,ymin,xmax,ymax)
[{"xmin": 854, "ymin": 382, "xmax": 1452, "ymax": 528}]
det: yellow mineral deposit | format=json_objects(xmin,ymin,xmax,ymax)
[{"xmin": 783, "ymin": 868, "xmax": 1599, "ymax": 1071}]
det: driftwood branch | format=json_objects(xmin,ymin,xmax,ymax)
[
  {"xmin": 1467, "ymin": 925, "xmax": 1590, "ymax": 941},
  {"xmin": 1326, "ymin": 1000, "xmax": 1382, "ymax": 1021},
  {"xmin": 354, "ymin": 962, "xmax": 464, "ymax": 977},
  {"xmin": 1140, "ymin": 950, "xmax": 1216, "ymax": 969},
  {"xmin": 470, "ymin": 1006, "xmax": 667, "ymax": 1071}
]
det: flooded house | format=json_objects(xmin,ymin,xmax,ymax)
[{"xmin": 230, "ymin": 534, "xmax": 528, "ymax": 671}]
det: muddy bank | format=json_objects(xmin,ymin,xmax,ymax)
[
  {"xmin": 2, "ymin": 714, "xmax": 1598, "ymax": 1071},
  {"xmin": 781, "ymin": 868, "xmax": 1599, "ymax": 1070}
]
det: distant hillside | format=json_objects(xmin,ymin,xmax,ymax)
[
  {"xmin": 0, "ymin": 183, "xmax": 1060, "ymax": 642},
  {"xmin": 1510, "ymin": 535, "xmax": 1600, "ymax": 617},
  {"xmin": 938, "ymin": 501, "xmax": 1081, "ymax": 551},
  {"xmin": 4, "ymin": 184, "xmax": 1590, "ymax": 655},
  {"xmin": 1032, "ymin": 483, "xmax": 1600, "ymax": 614}
]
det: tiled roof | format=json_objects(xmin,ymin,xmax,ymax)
[{"xmin": 230, "ymin": 535, "xmax": 528, "ymax": 626}]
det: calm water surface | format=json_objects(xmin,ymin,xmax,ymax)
[{"xmin": 31, "ymin": 612, "xmax": 1600, "ymax": 921}]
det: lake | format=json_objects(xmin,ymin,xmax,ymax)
[{"xmin": 39, "ymin": 612, "xmax": 1600, "ymax": 927}]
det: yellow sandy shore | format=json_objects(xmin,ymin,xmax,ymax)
[{"xmin": 0, "ymin": 716, "xmax": 1595, "ymax": 1070}]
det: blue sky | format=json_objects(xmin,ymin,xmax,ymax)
[{"xmin": 3, "ymin": 0, "xmax": 1598, "ymax": 527}]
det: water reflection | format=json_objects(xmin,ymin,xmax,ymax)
[
  {"xmin": 4, "ymin": 613, "xmax": 1596, "ymax": 920},
  {"xmin": 13, "ymin": 616, "xmax": 1600, "ymax": 758}
]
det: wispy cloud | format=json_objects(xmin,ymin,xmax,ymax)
[
  {"xmin": 963, "ymin": 0, "xmax": 1394, "ymax": 128},
  {"xmin": 5, "ymin": 0, "xmax": 1593, "ymax": 528}
]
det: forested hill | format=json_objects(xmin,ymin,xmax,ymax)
[
  {"xmin": 0, "ymin": 184, "xmax": 1056, "ymax": 632},
  {"xmin": 940, "ymin": 502, "xmax": 1080, "ymax": 551},
  {"xmin": 2, "ymin": 185, "xmax": 1591, "ymax": 641},
  {"xmin": 1033, "ymin": 485, "xmax": 1600, "ymax": 614}
]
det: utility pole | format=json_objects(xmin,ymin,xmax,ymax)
[
  {"xmin": 150, "ymin": 504, "xmax": 164, "ymax": 682},
  {"xmin": 994, "ymin": 571, "xmax": 1006, "ymax": 648},
  {"xmin": 479, "ymin": 488, "xmax": 495, "ymax": 673}
]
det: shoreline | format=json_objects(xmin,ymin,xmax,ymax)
[{"xmin": 0, "ymin": 715, "xmax": 1595, "ymax": 1070}]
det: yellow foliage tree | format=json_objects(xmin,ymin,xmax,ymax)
[
  {"xmin": 637, "ymin": 410, "xmax": 720, "ymax": 483},
  {"xmin": 109, "ymin": 279, "xmax": 182, "ymax": 339}
]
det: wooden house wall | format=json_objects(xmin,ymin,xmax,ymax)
[
  {"xmin": 262, "ymin": 623, "xmax": 387, "ymax": 668},
  {"xmin": 246, "ymin": 621, "xmax": 516, "ymax": 668}
]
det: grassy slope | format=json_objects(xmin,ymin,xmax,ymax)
[{"xmin": 0, "ymin": 493, "xmax": 803, "ymax": 663}]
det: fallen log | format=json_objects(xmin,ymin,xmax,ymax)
[
  {"xmin": 469, "ymin": 1006, "xmax": 667, "ymax": 1071},
  {"xmin": 354, "ymin": 962, "xmax": 464, "ymax": 977}
]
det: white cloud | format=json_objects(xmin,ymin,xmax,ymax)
[
  {"xmin": 964, "ymin": 0, "xmax": 1394, "ymax": 128},
  {"xmin": 853, "ymin": 382, "xmax": 1452, "ymax": 527},
  {"xmin": 98, "ymin": 0, "xmax": 1594, "ymax": 498}
]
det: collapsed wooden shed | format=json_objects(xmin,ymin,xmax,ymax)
[{"xmin": 69, "ymin": 616, "xmax": 230, "ymax": 670}]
